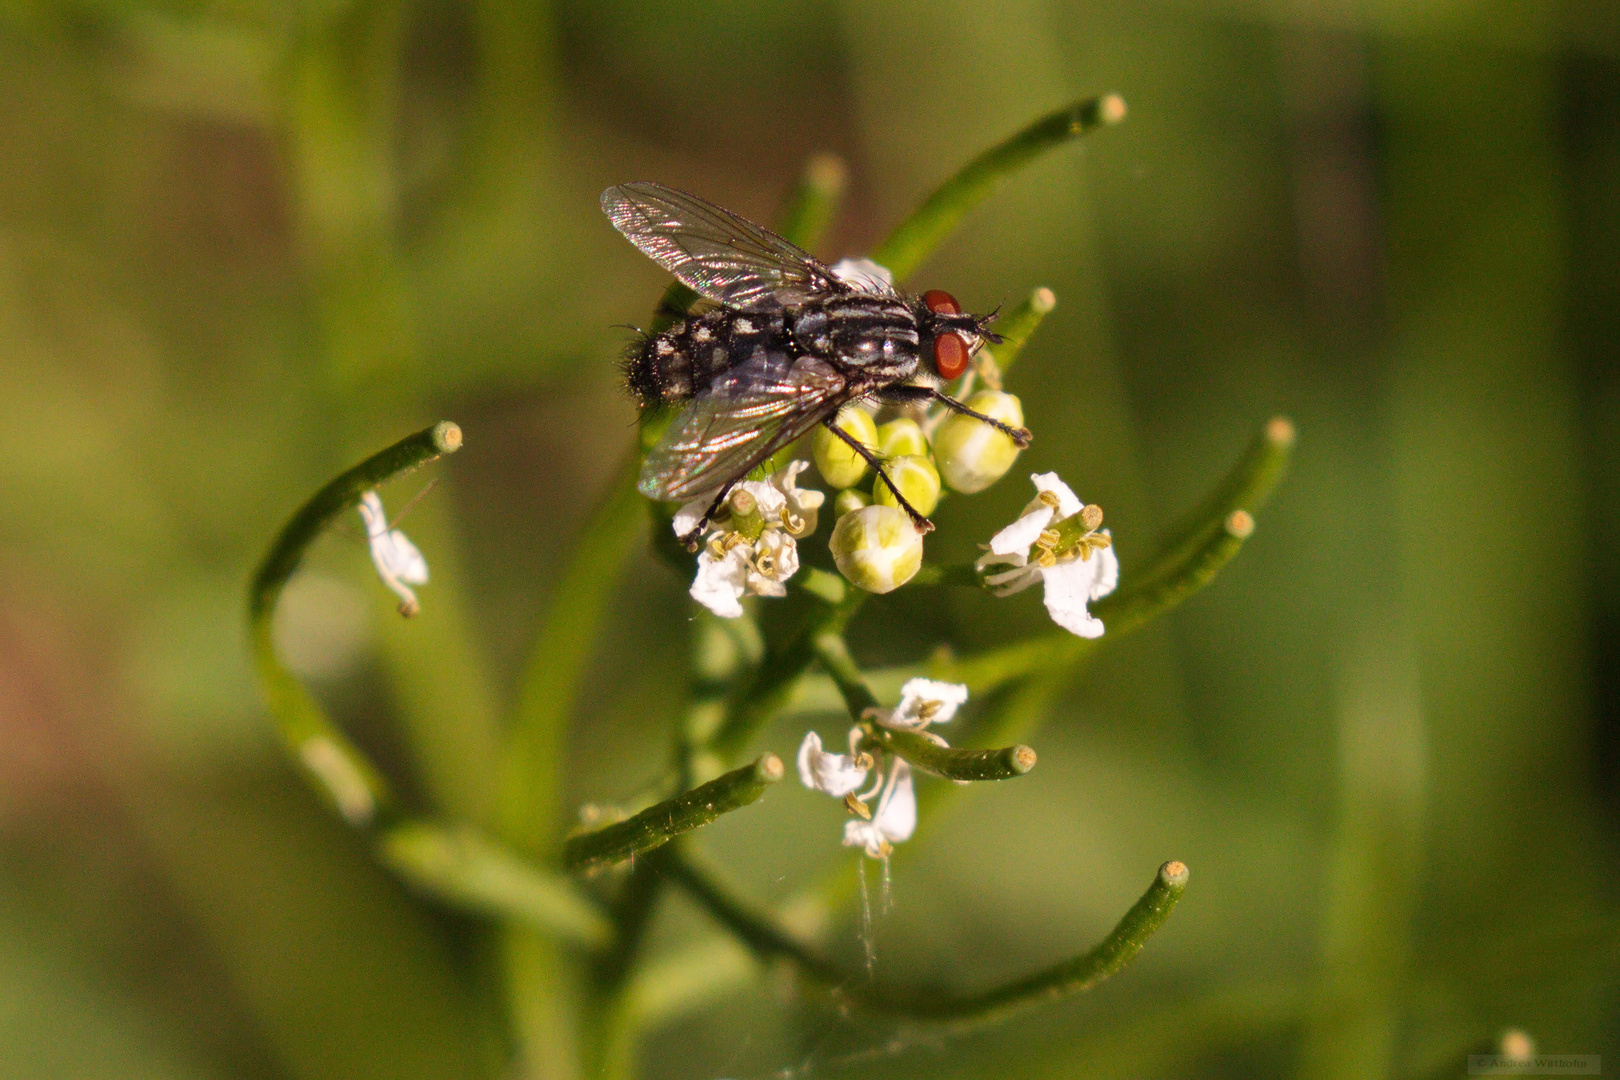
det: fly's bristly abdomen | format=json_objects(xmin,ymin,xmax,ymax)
[{"xmin": 625, "ymin": 308, "xmax": 795, "ymax": 408}]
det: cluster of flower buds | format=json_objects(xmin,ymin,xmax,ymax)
[
  {"xmin": 809, "ymin": 261, "xmax": 1029, "ymax": 596},
  {"xmin": 797, "ymin": 678, "xmax": 970, "ymax": 858},
  {"xmin": 677, "ymin": 462, "xmax": 825, "ymax": 619}
]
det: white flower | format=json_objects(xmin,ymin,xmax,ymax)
[
  {"xmin": 829, "ymin": 258, "xmax": 895, "ymax": 295},
  {"xmin": 881, "ymin": 678, "xmax": 969, "ymax": 731},
  {"xmin": 796, "ymin": 728, "xmax": 871, "ymax": 797},
  {"xmin": 689, "ymin": 543, "xmax": 753, "ymax": 619},
  {"xmin": 357, "ymin": 490, "xmax": 429, "ymax": 616},
  {"xmin": 975, "ymin": 472, "xmax": 1119, "ymax": 639},
  {"xmin": 675, "ymin": 464, "xmax": 820, "ymax": 619},
  {"xmin": 842, "ymin": 759, "xmax": 916, "ymax": 858}
]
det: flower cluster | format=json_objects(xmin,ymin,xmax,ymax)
[
  {"xmin": 357, "ymin": 490, "xmax": 429, "ymax": 616},
  {"xmin": 796, "ymin": 678, "xmax": 968, "ymax": 858},
  {"xmin": 678, "ymin": 462, "xmax": 824, "ymax": 619}
]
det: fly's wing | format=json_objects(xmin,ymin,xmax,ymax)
[
  {"xmin": 602, "ymin": 182, "xmax": 849, "ymax": 313},
  {"xmin": 640, "ymin": 351, "xmax": 846, "ymax": 502}
]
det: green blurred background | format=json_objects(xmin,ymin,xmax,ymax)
[{"xmin": 0, "ymin": 1, "xmax": 1616, "ymax": 1077}]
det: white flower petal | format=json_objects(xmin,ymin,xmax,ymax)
[
  {"xmin": 829, "ymin": 258, "xmax": 895, "ymax": 295},
  {"xmin": 1090, "ymin": 536, "xmax": 1119, "ymax": 600},
  {"xmin": 987, "ymin": 504, "xmax": 1054, "ymax": 556},
  {"xmin": 797, "ymin": 730, "xmax": 869, "ymax": 796},
  {"xmin": 357, "ymin": 491, "xmax": 388, "ymax": 538},
  {"xmin": 1041, "ymin": 557, "xmax": 1107, "ymax": 638},
  {"xmin": 358, "ymin": 491, "xmax": 429, "ymax": 611},
  {"xmin": 890, "ymin": 678, "xmax": 969, "ymax": 728},
  {"xmin": 690, "ymin": 545, "xmax": 752, "ymax": 619},
  {"xmin": 1029, "ymin": 472, "xmax": 1083, "ymax": 518},
  {"xmin": 672, "ymin": 495, "xmax": 717, "ymax": 540},
  {"xmin": 377, "ymin": 531, "xmax": 429, "ymax": 584}
]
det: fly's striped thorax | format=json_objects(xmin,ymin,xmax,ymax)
[{"xmin": 790, "ymin": 295, "xmax": 921, "ymax": 379}]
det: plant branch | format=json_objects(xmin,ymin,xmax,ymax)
[
  {"xmin": 562, "ymin": 755, "xmax": 785, "ymax": 873},
  {"xmin": 247, "ymin": 420, "xmax": 463, "ymax": 823},
  {"xmin": 1141, "ymin": 415, "xmax": 1294, "ymax": 584},
  {"xmin": 862, "ymin": 725, "xmax": 1036, "ymax": 782},
  {"xmin": 380, "ymin": 821, "xmax": 613, "ymax": 949},
  {"xmin": 709, "ymin": 577, "xmax": 866, "ymax": 761},
  {"xmin": 774, "ymin": 153, "xmax": 848, "ymax": 251},
  {"xmin": 872, "ymin": 95, "xmax": 1127, "ymax": 282},
  {"xmin": 666, "ymin": 846, "xmax": 1188, "ymax": 1029},
  {"xmin": 987, "ymin": 286, "xmax": 1057, "ymax": 376}
]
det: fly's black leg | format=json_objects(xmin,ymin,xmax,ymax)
[
  {"xmin": 679, "ymin": 479, "xmax": 737, "ymax": 551},
  {"xmin": 926, "ymin": 389, "xmax": 1033, "ymax": 447},
  {"xmin": 822, "ymin": 418, "xmax": 935, "ymax": 534}
]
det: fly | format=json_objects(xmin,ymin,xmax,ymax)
[{"xmin": 601, "ymin": 181, "xmax": 1031, "ymax": 548}]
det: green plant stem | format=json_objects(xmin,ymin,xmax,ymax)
[
  {"xmin": 248, "ymin": 421, "xmax": 462, "ymax": 823},
  {"xmin": 1091, "ymin": 510, "xmax": 1255, "ymax": 636},
  {"xmin": 774, "ymin": 153, "xmax": 849, "ymax": 251},
  {"xmin": 666, "ymin": 846, "xmax": 1187, "ymax": 1029},
  {"xmin": 1142, "ymin": 415, "xmax": 1294, "ymax": 583},
  {"xmin": 502, "ymin": 448, "xmax": 645, "ymax": 854},
  {"xmin": 808, "ymin": 629, "xmax": 881, "ymax": 718},
  {"xmin": 862, "ymin": 725, "xmax": 1036, "ymax": 782},
  {"xmin": 872, "ymin": 95, "xmax": 1126, "ymax": 282},
  {"xmin": 562, "ymin": 755, "xmax": 784, "ymax": 873},
  {"xmin": 809, "ymin": 630, "xmax": 1036, "ymax": 780},
  {"xmin": 379, "ymin": 822, "xmax": 613, "ymax": 949},
  {"xmin": 988, "ymin": 286, "xmax": 1057, "ymax": 376},
  {"xmin": 709, "ymin": 581, "xmax": 866, "ymax": 761}
]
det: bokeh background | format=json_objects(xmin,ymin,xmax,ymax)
[{"xmin": 1, "ymin": 1, "xmax": 1616, "ymax": 1078}]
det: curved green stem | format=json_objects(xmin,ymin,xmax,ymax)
[
  {"xmin": 666, "ymin": 847, "xmax": 1187, "ymax": 1029},
  {"xmin": 709, "ymin": 579, "xmax": 866, "ymax": 761},
  {"xmin": 1091, "ymin": 510, "xmax": 1255, "ymax": 636},
  {"xmin": 863, "ymin": 724, "xmax": 1036, "ymax": 782},
  {"xmin": 872, "ymin": 95, "xmax": 1127, "ymax": 282},
  {"xmin": 808, "ymin": 629, "xmax": 881, "ymax": 718},
  {"xmin": 502, "ymin": 448, "xmax": 645, "ymax": 854},
  {"xmin": 774, "ymin": 153, "xmax": 849, "ymax": 251},
  {"xmin": 248, "ymin": 420, "xmax": 463, "ymax": 823},
  {"xmin": 987, "ymin": 286, "xmax": 1057, "ymax": 377},
  {"xmin": 562, "ymin": 755, "xmax": 784, "ymax": 873},
  {"xmin": 379, "ymin": 821, "xmax": 614, "ymax": 949},
  {"xmin": 1141, "ymin": 415, "xmax": 1294, "ymax": 583}
]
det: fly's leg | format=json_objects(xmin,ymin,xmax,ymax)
[
  {"xmin": 678, "ymin": 479, "xmax": 737, "ymax": 551},
  {"xmin": 879, "ymin": 384, "xmax": 1033, "ymax": 447},
  {"xmin": 822, "ymin": 418, "xmax": 935, "ymax": 534}
]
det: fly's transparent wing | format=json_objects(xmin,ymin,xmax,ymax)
[
  {"xmin": 603, "ymin": 182, "xmax": 850, "ymax": 313},
  {"xmin": 640, "ymin": 351, "xmax": 846, "ymax": 501}
]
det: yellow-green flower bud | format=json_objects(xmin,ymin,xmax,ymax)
[
  {"xmin": 934, "ymin": 391, "xmax": 1025, "ymax": 494},
  {"xmin": 834, "ymin": 488, "xmax": 870, "ymax": 517},
  {"xmin": 877, "ymin": 417, "xmax": 929, "ymax": 459},
  {"xmin": 829, "ymin": 505, "xmax": 924, "ymax": 595},
  {"xmin": 872, "ymin": 455, "xmax": 941, "ymax": 518},
  {"xmin": 812, "ymin": 406, "xmax": 878, "ymax": 490}
]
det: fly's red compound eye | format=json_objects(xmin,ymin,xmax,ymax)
[
  {"xmin": 933, "ymin": 331, "xmax": 970, "ymax": 380},
  {"xmin": 922, "ymin": 289, "xmax": 961, "ymax": 315}
]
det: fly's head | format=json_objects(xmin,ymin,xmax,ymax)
[{"xmin": 916, "ymin": 290, "xmax": 1001, "ymax": 381}]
